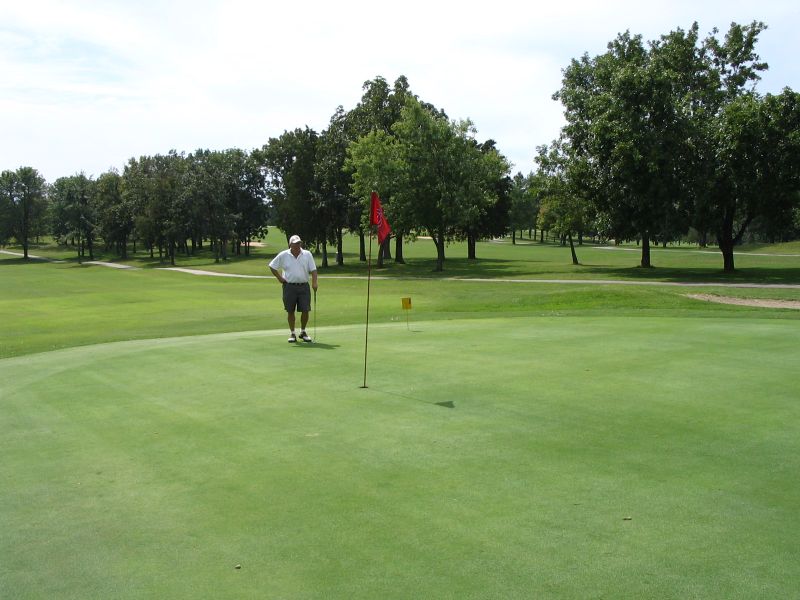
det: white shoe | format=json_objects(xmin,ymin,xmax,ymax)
[
  {"xmin": 298, "ymin": 331, "xmax": 313, "ymax": 343},
  {"xmin": 288, "ymin": 333, "xmax": 297, "ymax": 343}
]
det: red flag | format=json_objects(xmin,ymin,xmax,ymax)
[{"xmin": 370, "ymin": 192, "xmax": 391, "ymax": 244}]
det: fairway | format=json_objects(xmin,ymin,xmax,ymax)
[{"xmin": 2, "ymin": 314, "xmax": 799, "ymax": 598}]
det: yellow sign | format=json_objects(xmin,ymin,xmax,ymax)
[{"xmin": 401, "ymin": 297, "xmax": 412, "ymax": 310}]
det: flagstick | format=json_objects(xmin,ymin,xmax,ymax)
[{"xmin": 361, "ymin": 227, "xmax": 373, "ymax": 389}]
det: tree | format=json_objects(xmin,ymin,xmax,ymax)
[
  {"xmin": 707, "ymin": 89, "xmax": 800, "ymax": 270},
  {"xmin": 94, "ymin": 170, "xmax": 133, "ymax": 258},
  {"xmin": 460, "ymin": 139, "xmax": 512, "ymax": 259},
  {"xmin": 392, "ymin": 97, "xmax": 503, "ymax": 271},
  {"xmin": 316, "ymin": 106, "xmax": 358, "ymax": 266},
  {"xmin": 122, "ymin": 152, "xmax": 187, "ymax": 264},
  {"xmin": 347, "ymin": 76, "xmax": 418, "ymax": 262},
  {"xmin": 50, "ymin": 173, "xmax": 97, "ymax": 260},
  {"xmin": 345, "ymin": 129, "xmax": 405, "ymax": 268},
  {"xmin": 231, "ymin": 149, "xmax": 268, "ymax": 257},
  {"xmin": 556, "ymin": 26, "xmax": 701, "ymax": 267},
  {"xmin": 259, "ymin": 128, "xmax": 320, "ymax": 247},
  {"xmin": 690, "ymin": 22, "xmax": 800, "ymax": 271},
  {"xmin": 536, "ymin": 142, "xmax": 594, "ymax": 264},
  {"xmin": 0, "ymin": 167, "xmax": 48, "ymax": 258},
  {"xmin": 183, "ymin": 149, "xmax": 230, "ymax": 262},
  {"xmin": 0, "ymin": 171, "xmax": 17, "ymax": 247},
  {"xmin": 508, "ymin": 172, "xmax": 540, "ymax": 243}
]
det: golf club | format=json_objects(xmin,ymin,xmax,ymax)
[{"xmin": 313, "ymin": 287, "xmax": 317, "ymax": 342}]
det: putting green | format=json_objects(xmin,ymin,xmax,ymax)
[{"xmin": 2, "ymin": 316, "xmax": 799, "ymax": 598}]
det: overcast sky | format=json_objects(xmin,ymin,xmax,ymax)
[{"xmin": 2, "ymin": 0, "xmax": 798, "ymax": 182}]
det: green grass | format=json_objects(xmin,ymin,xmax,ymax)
[
  {"xmin": 2, "ymin": 318, "xmax": 799, "ymax": 598},
  {"xmin": 2, "ymin": 236, "xmax": 800, "ymax": 598},
  {"xmin": 2, "ymin": 253, "xmax": 798, "ymax": 359}
]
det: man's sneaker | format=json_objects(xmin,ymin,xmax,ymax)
[
  {"xmin": 298, "ymin": 331, "xmax": 313, "ymax": 343},
  {"xmin": 288, "ymin": 333, "xmax": 297, "ymax": 343}
]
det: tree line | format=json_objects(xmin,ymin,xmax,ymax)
[
  {"xmin": 2, "ymin": 21, "xmax": 798, "ymax": 272},
  {"xmin": 539, "ymin": 20, "xmax": 800, "ymax": 271}
]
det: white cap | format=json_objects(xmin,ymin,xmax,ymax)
[{"xmin": 289, "ymin": 235, "xmax": 302, "ymax": 245}]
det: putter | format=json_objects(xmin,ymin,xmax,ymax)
[{"xmin": 313, "ymin": 288, "xmax": 317, "ymax": 342}]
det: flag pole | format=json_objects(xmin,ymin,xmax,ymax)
[{"xmin": 361, "ymin": 224, "xmax": 373, "ymax": 389}]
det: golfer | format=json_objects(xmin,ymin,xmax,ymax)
[{"xmin": 269, "ymin": 234, "xmax": 318, "ymax": 343}]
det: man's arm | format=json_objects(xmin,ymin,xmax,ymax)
[
  {"xmin": 311, "ymin": 270, "xmax": 318, "ymax": 291},
  {"xmin": 270, "ymin": 267, "xmax": 286, "ymax": 284}
]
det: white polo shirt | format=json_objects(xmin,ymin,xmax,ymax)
[{"xmin": 269, "ymin": 248, "xmax": 317, "ymax": 283}]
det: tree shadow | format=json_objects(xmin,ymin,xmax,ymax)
[
  {"xmin": 0, "ymin": 256, "xmax": 59, "ymax": 266},
  {"xmin": 577, "ymin": 264, "xmax": 800, "ymax": 285}
]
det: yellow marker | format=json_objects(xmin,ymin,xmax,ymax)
[{"xmin": 401, "ymin": 297, "xmax": 412, "ymax": 329}]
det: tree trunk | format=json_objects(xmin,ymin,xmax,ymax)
[
  {"xmin": 359, "ymin": 230, "xmax": 366, "ymax": 262},
  {"xmin": 640, "ymin": 232, "xmax": 651, "ymax": 268},
  {"xmin": 719, "ymin": 241, "xmax": 736, "ymax": 272},
  {"xmin": 394, "ymin": 234, "xmax": 405, "ymax": 264},
  {"xmin": 434, "ymin": 232, "xmax": 445, "ymax": 271},
  {"xmin": 512, "ymin": 230, "xmax": 516, "ymax": 245},
  {"xmin": 568, "ymin": 233, "xmax": 579, "ymax": 265},
  {"xmin": 718, "ymin": 210, "xmax": 736, "ymax": 272},
  {"xmin": 336, "ymin": 228, "xmax": 344, "ymax": 266},
  {"xmin": 376, "ymin": 237, "xmax": 385, "ymax": 268},
  {"xmin": 321, "ymin": 243, "xmax": 328, "ymax": 268},
  {"xmin": 467, "ymin": 233, "xmax": 477, "ymax": 259}
]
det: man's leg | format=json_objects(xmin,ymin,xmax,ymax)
[
  {"xmin": 298, "ymin": 311, "xmax": 312, "ymax": 342},
  {"xmin": 287, "ymin": 311, "xmax": 297, "ymax": 342}
]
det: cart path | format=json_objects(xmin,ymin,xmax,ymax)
[{"xmin": 5, "ymin": 252, "xmax": 800, "ymax": 306}]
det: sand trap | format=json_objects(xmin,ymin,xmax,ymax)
[{"xmin": 686, "ymin": 294, "xmax": 800, "ymax": 310}]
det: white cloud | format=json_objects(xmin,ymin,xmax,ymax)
[{"xmin": 1, "ymin": 0, "xmax": 798, "ymax": 180}]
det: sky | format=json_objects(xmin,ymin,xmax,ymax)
[{"xmin": 2, "ymin": 0, "xmax": 799, "ymax": 182}]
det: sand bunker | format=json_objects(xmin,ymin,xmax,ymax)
[{"xmin": 686, "ymin": 294, "xmax": 800, "ymax": 310}]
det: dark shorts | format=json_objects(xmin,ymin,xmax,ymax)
[{"xmin": 282, "ymin": 282, "xmax": 311, "ymax": 313}]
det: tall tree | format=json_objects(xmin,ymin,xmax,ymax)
[
  {"xmin": 259, "ymin": 127, "xmax": 320, "ymax": 247},
  {"xmin": 183, "ymin": 149, "xmax": 229, "ymax": 262},
  {"xmin": 535, "ymin": 143, "xmax": 594, "ymax": 264},
  {"xmin": 557, "ymin": 28, "xmax": 697, "ymax": 267},
  {"xmin": 706, "ymin": 88, "xmax": 800, "ymax": 270},
  {"xmin": 689, "ymin": 21, "xmax": 798, "ymax": 271},
  {"xmin": 348, "ymin": 75, "xmax": 436, "ymax": 262},
  {"xmin": 231, "ymin": 149, "xmax": 268, "ymax": 257},
  {"xmin": 316, "ymin": 106, "xmax": 357, "ymax": 266},
  {"xmin": 392, "ymin": 97, "xmax": 500, "ymax": 271},
  {"xmin": 0, "ymin": 171, "xmax": 18, "ymax": 247},
  {"xmin": 508, "ymin": 172, "xmax": 540, "ymax": 243},
  {"xmin": 458, "ymin": 139, "xmax": 511, "ymax": 260},
  {"xmin": 94, "ymin": 170, "xmax": 132, "ymax": 258},
  {"xmin": 50, "ymin": 173, "xmax": 97, "ymax": 260},
  {"xmin": 345, "ymin": 129, "xmax": 405, "ymax": 268},
  {"xmin": 1, "ymin": 167, "xmax": 48, "ymax": 259}
]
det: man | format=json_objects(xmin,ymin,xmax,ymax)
[{"xmin": 269, "ymin": 234, "xmax": 318, "ymax": 343}]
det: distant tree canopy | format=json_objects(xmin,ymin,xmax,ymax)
[{"xmin": 2, "ymin": 30, "xmax": 798, "ymax": 273}]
